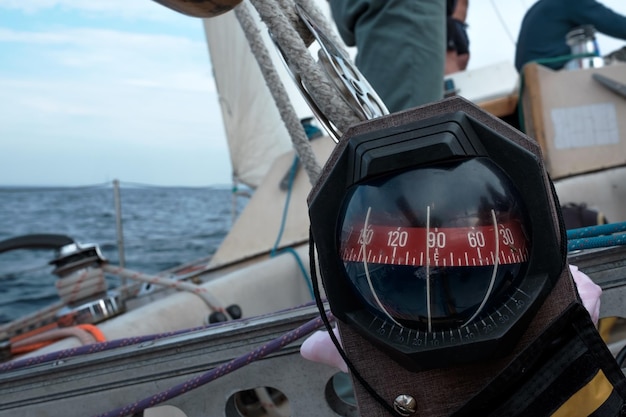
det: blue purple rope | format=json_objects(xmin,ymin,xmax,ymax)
[
  {"xmin": 0, "ymin": 324, "xmax": 211, "ymax": 373},
  {"xmin": 1, "ymin": 301, "xmax": 318, "ymax": 373},
  {"xmin": 93, "ymin": 313, "xmax": 326, "ymax": 417}
]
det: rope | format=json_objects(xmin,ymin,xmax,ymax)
[
  {"xmin": 567, "ymin": 221, "xmax": 626, "ymax": 252},
  {"xmin": 11, "ymin": 327, "xmax": 97, "ymax": 355},
  {"xmin": 102, "ymin": 265, "xmax": 228, "ymax": 316},
  {"xmin": 1, "ymin": 326, "xmax": 213, "ymax": 374},
  {"xmin": 271, "ymin": 155, "xmax": 300, "ymax": 258},
  {"xmin": 0, "ymin": 301, "xmax": 65, "ymax": 339},
  {"xmin": 92, "ymin": 313, "xmax": 326, "ymax": 417},
  {"xmin": 275, "ymin": 0, "xmax": 314, "ymax": 45},
  {"xmin": 253, "ymin": 387, "xmax": 284, "ymax": 417},
  {"xmin": 77, "ymin": 324, "xmax": 107, "ymax": 343},
  {"xmin": 279, "ymin": 0, "xmax": 347, "ymax": 51},
  {"xmin": 568, "ymin": 234, "xmax": 626, "ymax": 252},
  {"xmin": 235, "ymin": 2, "xmax": 322, "ymax": 185},
  {"xmin": 269, "ymin": 155, "xmax": 314, "ymax": 298},
  {"xmin": 279, "ymin": 247, "xmax": 314, "ymax": 299},
  {"xmin": 0, "ymin": 302, "xmax": 318, "ymax": 373},
  {"xmin": 248, "ymin": 0, "xmax": 361, "ymax": 136},
  {"xmin": 567, "ymin": 222, "xmax": 626, "ymax": 240},
  {"xmin": 56, "ymin": 268, "xmax": 107, "ymax": 305}
]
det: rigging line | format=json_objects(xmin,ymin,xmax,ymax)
[
  {"xmin": 101, "ymin": 264, "xmax": 227, "ymax": 315},
  {"xmin": 278, "ymin": 247, "xmax": 314, "ymax": 299},
  {"xmin": 489, "ymin": 0, "xmax": 517, "ymax": 45},
  {"xmin": 269, "ymin": 155, "xmax": 314, "ymax": 299},
  {"xmin": 249, "ymin": 0, "xmax": 361, "ymax": 138},
  {"xmin": 235, "ymin": 2, "xmax": 322, "ymax": 184},
  {"xmin": 0, "ymin": 183, "xmax": 111, "ymax": 192},
  {"xmin": 271, "ymin": 155, "xmax": 298, "ymax": 256}
]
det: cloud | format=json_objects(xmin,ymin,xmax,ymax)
[
  {"xmin": 0, "ymin": 72, "xmax": 231, "ymax": 186},
  {"xmin": 0, "ymin": 25, "xmax": 211, "ymax": 74},
  {"xmin": 0, "ymin": 27, "xmax": 71, "ymax": 44},
  {"xmin": 0, "ymin": 2, "xmax": 233, "ymax": 186}
]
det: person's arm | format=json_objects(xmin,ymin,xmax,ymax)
[
  {"xmin": 574, "ymin": 0, "xmax": 626, "ymax": 40},
  {"xmin": 452, "ymin": 0, "xmax": 468, "ymax": 23}
]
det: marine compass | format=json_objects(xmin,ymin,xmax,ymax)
[
  {"xmin": 307, "ymin": 97, "xmax": 583, "ymax": 416},
  {"xmin": 309, "ymin": 98, "xmax": 564, "ymax": 370}
]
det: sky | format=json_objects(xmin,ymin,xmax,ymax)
[
  {"xmin": 0, "ymin": 0, "xmax": 227, "ymax": 187},
  {"xmin": 0, "ymin": 0, "xmax": 624, "ymax": 187}
]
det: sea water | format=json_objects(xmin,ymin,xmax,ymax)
[{"xmin": 0, "ymin": 184, "xmax": 240, "ymax": 324}]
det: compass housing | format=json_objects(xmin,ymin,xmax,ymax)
[{"xmin": 309, "ymin": 109, "xmax": 565, "ymax": 371}]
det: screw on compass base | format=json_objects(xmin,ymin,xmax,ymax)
[{"xmin": 393, "ymin": 394, "xmax": 417, "ymax": 416}]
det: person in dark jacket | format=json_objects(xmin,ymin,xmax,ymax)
[
  {"xmin": 515, "ymin": 0, "xmax": 626, "ymax": 72},
  {"xmin": 329, "ymin": 0, "xmax": 446, "ymax": 112}
]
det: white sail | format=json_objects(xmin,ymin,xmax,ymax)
[
  {"xmin": 202, "ymin": 2, "xmax": 338, "ymax": 189},
  {"xmin": 202, "ymin": 11, "xmax": 295, "ymax": 189}
]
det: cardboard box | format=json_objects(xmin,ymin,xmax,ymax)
[{"xmin": 521, "ymin": 62, "xmax": 626, "ymax": 179}]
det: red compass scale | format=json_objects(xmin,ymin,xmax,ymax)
[{"xmin": 341, "ymin": 218, "xmax": 529, "ymax": 268}]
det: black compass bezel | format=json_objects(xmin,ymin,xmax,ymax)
[{"xmin": 308, "ymin": 111, "xmax": 564, "ymax": 371}]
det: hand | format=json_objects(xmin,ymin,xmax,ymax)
[
  {"xmin": 569, "ymin": 264, "xmax": 602, "ymax": 326},
  {"xmin": 300, "ymin": 326, "xmax": 348, "ymax": 372}
]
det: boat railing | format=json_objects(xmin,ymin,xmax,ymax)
[{"xmin": 0, "ymin": 245, "xmax": 625, "ymax": 417}]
